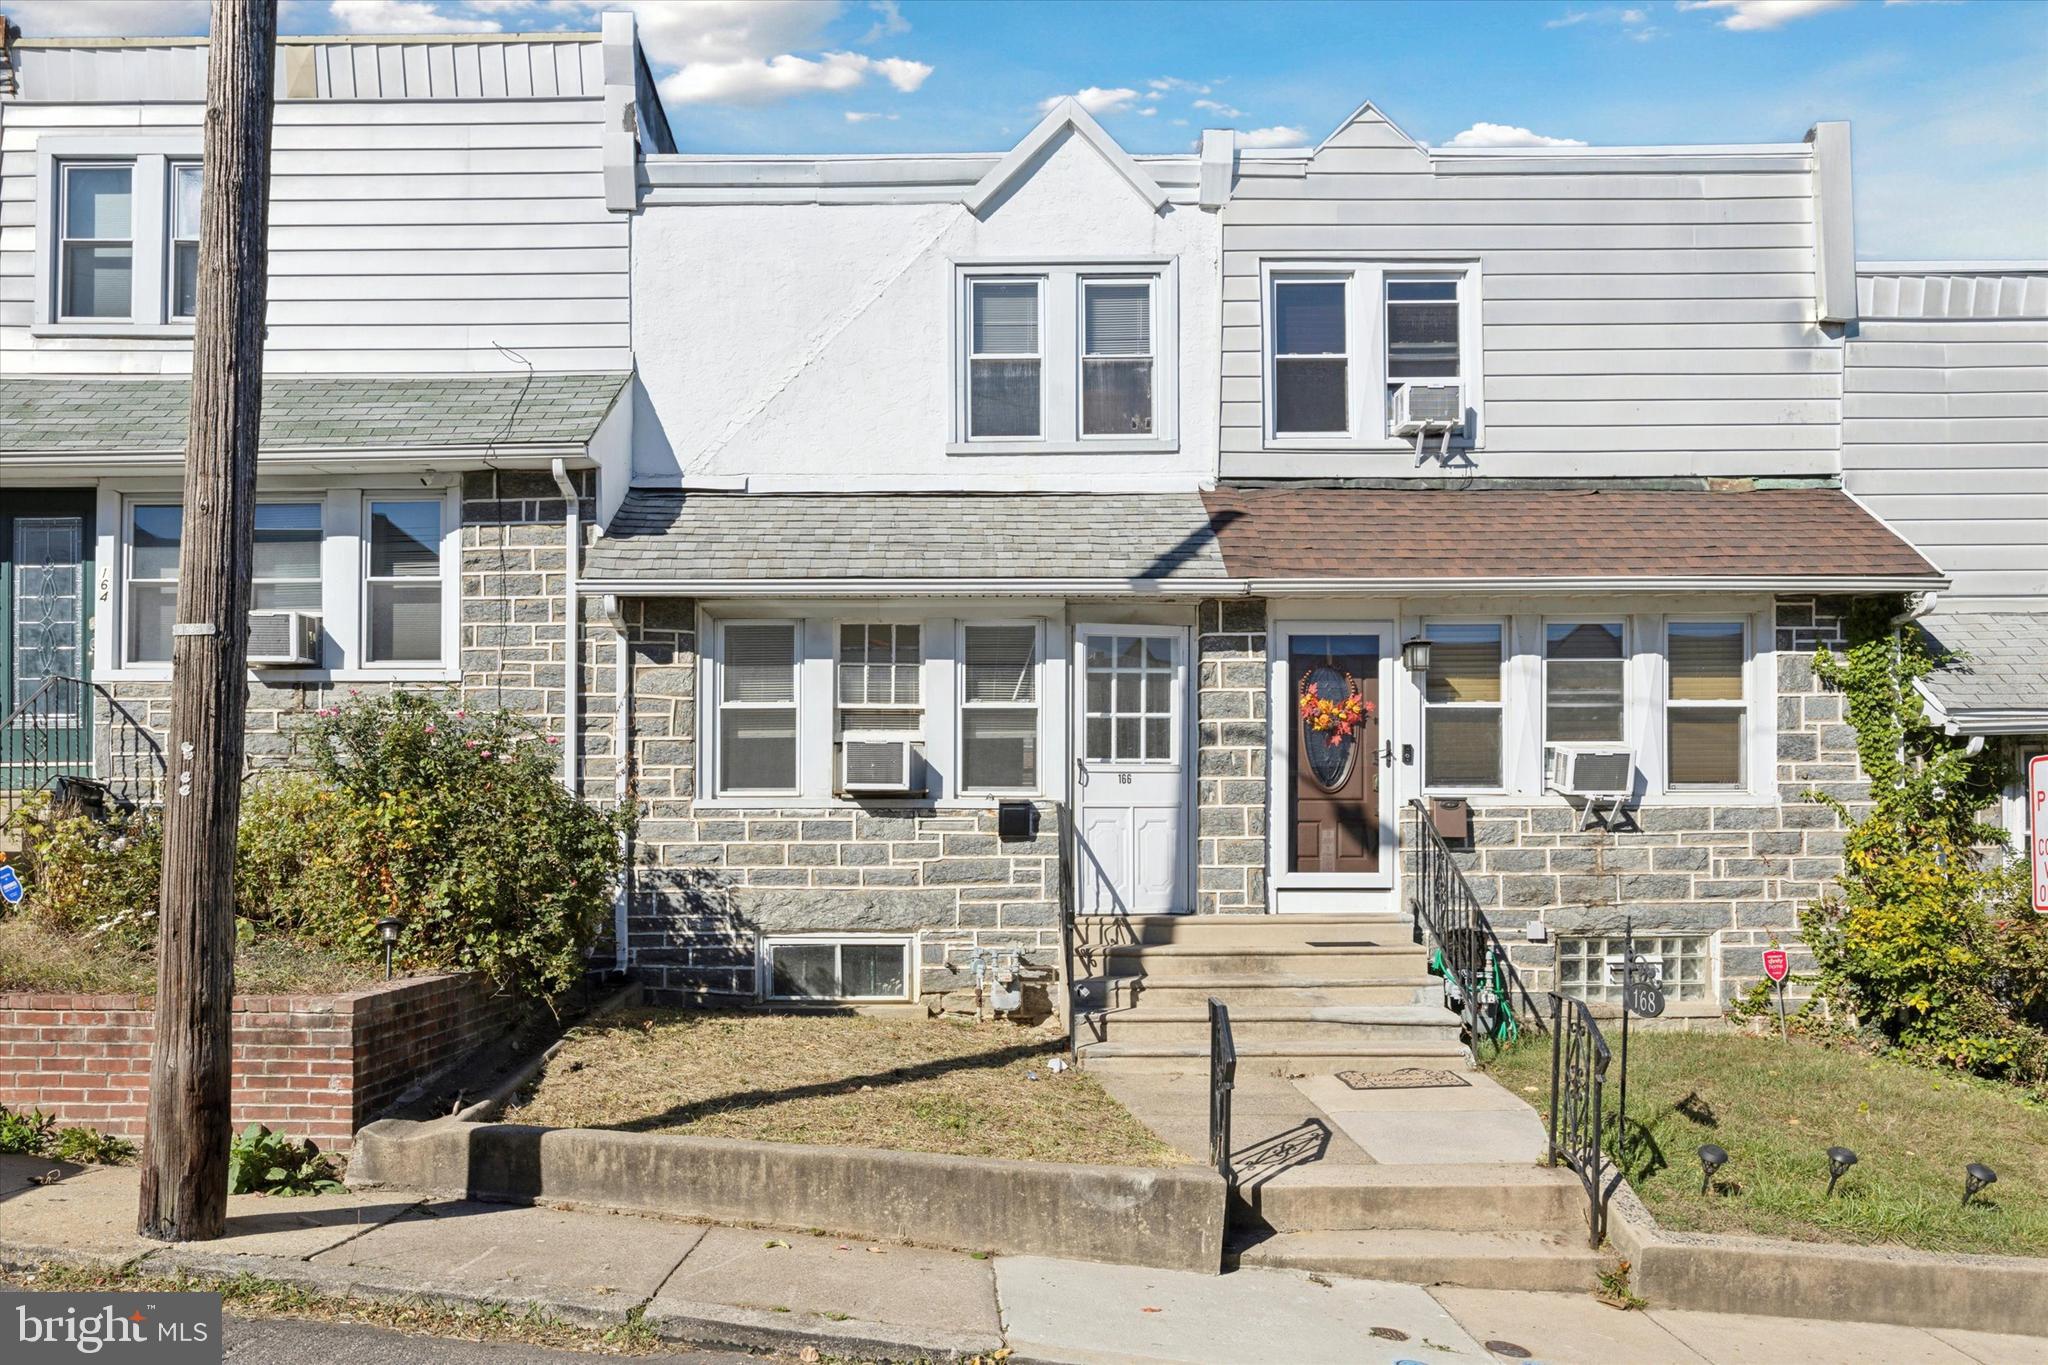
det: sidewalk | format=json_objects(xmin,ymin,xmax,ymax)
[{"xmin": 4, "ymin": 1155, "xmax": 2044, "ymax": 1364}]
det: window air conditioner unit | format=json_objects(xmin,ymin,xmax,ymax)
[
  {"xmin": 842, "ymin": 736, "xmax": 916, "ymax": 794},
  {"xmin": 247, "ymin": 609, "xmax": 320, "ymax": 667},
  {"xmin": 1544, "ymin": 744, "xmax": 1636, "ymax": 799},
  {"xmin": 1391, "ymin": 382, "xmax": 1463, "ymax": 435}
]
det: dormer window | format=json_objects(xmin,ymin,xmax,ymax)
[{"xmin": 952, "ymin": 262, "xmax": 1178, "ymax": 454}]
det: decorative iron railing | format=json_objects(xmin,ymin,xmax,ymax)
[
  {"xmin": 0, "ymin": 676, "xmax": 165, "ymax": 831},
  {"xmin": 1208, "ymin": 996, "xmax": 1237, "ymax": 1183},
  {"xmin": 1546, "ymin": 991, "xmax": 1613, "ymax": 1248},
  {"xmin": 1406, "ymin": 799, "xmax": 1495, "ymax": 1045}
]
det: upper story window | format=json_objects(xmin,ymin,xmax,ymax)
[
  {"xmin": 59, "ymin": 165, "xmax": 134, "ymax": 321},
  {"xmin": 1264, "ymin": 262, "xmax": 1479, "ymax": 449},
  {"xmin": 170, "ymin": 163, "xmax": 202, "ymax": 320},
  {"xmin": 953, "ymin": 263, "xmax": 1177, "ymax": 454}
]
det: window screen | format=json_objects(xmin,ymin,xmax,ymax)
[
  {"xmin": 720, "ymin": 622, "xmax": 798, "ymax": 792},
  {"xmin": 1424, "ymin": 622, "xmax": 1503, "ymax": 789},
  {"xmin": 961, "ymin": 624, "xmax": 1037, "ymax": 790},
  {"xmin": 765, "ymin": 938, "xmax": 911, "ymax": 1001},
  {"xmin": 126, "ymin": 504, "xmax": 182, "ymax": 664},
  {"xmin": 253, "ymin": 503, "xmax": 323, "ymax": 613},
  {"xmin": 1272, "ymin": 279, "xmax": 1347, "ymax": 434}
]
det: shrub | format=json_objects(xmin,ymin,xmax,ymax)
[
  {"xmin": 1804, "ymin": 599, "xmax": 2048, "ymax": 1091},
  {"xmin": 0, "ymin": 1104, "xmax": 58, "ymax": 1156},
  {"xmin": 53, "ymin": 1125, "xmax": 136, "ymax": 1166},
  {"xmin": 227, "ymin": 1123, "xmax": 343, "ymax": 1196},
  {"xmin": 302, "ymin": 692, "xmax": 626, "ymax": 998},
  {"xmin": 11, "ymin": 796, "xmax": 163, "ymax": 949}
]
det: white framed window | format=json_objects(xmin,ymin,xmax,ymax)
[
  {"xmin": 1422, "ymin": 621, "xmax": 1504, "ymax": 791},
  {"xmin": 959, "ymin": 622, "xmax": 1040, "ymax": 793},
  {"xmin": 967, "ymin": 278, "xmax": 1044, "ymax": 440},
  {"xmin": 169, "ymin": 162, "xmax": 201, "ymax": 321},
  {"xmin": 1558, "ymin": 933, "xmax": 1713, "ymax": 1005},
  {"xmin": 1270, "ymin": 276, "xmax": 1349, "ymax": 437},
  {"xmin": 1080, "ymin": 278, "xmax": 1155, "ymax": 437},
  {"xmin": 760, "ymin": 934, "xmax": 914, "ymax": 1003},
  {"xmin": 253, "ymin": 502, "xmax": 324, "ymax": 616},
  {"xmin": 1262, "ymin": 260, "xmax": 1480, "ymax": 448},
  {"xmin": 123, "ymin": 503, "xmax": 181, "ymax": 665},
  {"xmin": 717, "ymin": 621, "xmax": 801, "ymax": 796},
  {"xmin": 1545, "ymin": 621, "xmax": 1626, "ymax": 745},
  {"xmin": 363, "ymin": 499, "xmax": 444, "ymax": 665},
  {"xmin": 1666, "ymin": 620, "xmax": 1747, "ymax": 790},
  {"xmin": 838, "ymin": 621, "xmax": 923, "ymax": 740},
  {"xmin": 58, "ymin": 163, "xmax": 134, "ymax": 322}
]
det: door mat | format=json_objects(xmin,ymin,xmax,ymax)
[{"xmin": 1335, "ymin": 1067, "xmax": 1469, "ymax": 1090}]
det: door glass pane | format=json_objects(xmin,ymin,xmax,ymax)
[
  {"xmin": 1082, "ymin": 632, "xmax": 1174, "ymax": 764},
  {"xmin": 12, "ymin": 518, "xmax": 84, "ymax": 714}
]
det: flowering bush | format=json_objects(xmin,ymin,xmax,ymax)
[
  {"xmin": 302, "ymin": 692, "xmax": 626, "ymax": 998},
  {"xmin": 10, "ymin": 795, "xmax": 164, "ymax": 948}
]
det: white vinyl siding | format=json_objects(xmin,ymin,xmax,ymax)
[{"xmin": 718, "ymin": 622, "xmax": 801, "ymax": 795}]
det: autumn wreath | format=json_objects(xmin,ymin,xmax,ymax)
[{"xmin": 1297, "ymin": 671, "xmax": 1370, "ymax": 747}]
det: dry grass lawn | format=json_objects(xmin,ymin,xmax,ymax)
[
  {"xmin": 0, "ymin": 917, "xmax": 378, "ymax": 996},
  {"xmin": 505, "ymin": 1007, "xmax": 1185, "ymax": 1168}
]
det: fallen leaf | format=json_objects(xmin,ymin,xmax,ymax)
[
  {"xmin": 799, "ymin": 1349, "xmax": 820, "ymax": 1364},
  {"xmin": 865, "ymin": 1246, "xmax": 885, "ymax": 1254},
  {"xmin": 763, "ymin": 1239, "xmax": 790, "ymax": 1250},
  {"xmin": 1141, "ymin": 1306, "xmax": 1163, "ymax": 1314}
]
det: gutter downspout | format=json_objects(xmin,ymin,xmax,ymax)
[
  {"xmin": 599, "ymin": 593, "xmax": 633, "ymax": 974},
  {"xmin": 551, "ymin": 459, "xmax": 581, "ymax": 797}
]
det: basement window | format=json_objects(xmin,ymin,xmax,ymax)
[{"xmin": 760, "ymin": 935, "xmax": 915, "ymax": 1003}]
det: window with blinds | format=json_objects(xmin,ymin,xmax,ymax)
[
  {"xmin": 1272, "ymin": 278, "xmax": 1348, "ymax": 435},
  {"xmin": 1423, "ymin": 622, "xmax": 1503, "ymax": 789},
  {"xmin": 1546, "ymin": 622, "xmax": 1625, "ymax": 744},
  {"xmin": 1385, "ymin": 277, "xmax": 1460, "ymax": 422},
  {"xmin": 839, "ymin": 623, "xmax": 921, "ymax": 734},
  {"xmin": 960, "ymin": 624, "xmax": 1038, "ymax": 791},
  {"xmin": 1081, "ymin": 279, "xmax": 1153, "ymax": 436},
  {"xmin": 1667, "ymin": 621, "xmax": 1746, "ymax": 788},
  {"xmin": 720, "ymin": 622, "xmax": 799, "ymax": 793},
  {"xmin": 969, "ymin": 280, "xmax": 1042, "ymax": 438}
]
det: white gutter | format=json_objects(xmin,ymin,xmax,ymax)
[
  {"xmin": 577, "ymin": 572, "xmax": 1949, "ymax": 599},
  {"xmin": 2, "ymin": 446, "xmax": 598, "ymax": 475},
  {"xmin": 551, "ymin": 459, "xmax": 582, "ymax": 798},
  {"xmin": 598, "ymin": 593, "xmax": 633, "ymax": 973}
]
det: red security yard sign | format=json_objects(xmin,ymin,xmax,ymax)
[
  {"xmin": 2031, "ymin": 754, "xmax": 2047, "ymax": 913},
  {"xmin": 1763, "ymin": 949, "xmax": 1789, "ymax": 983}
]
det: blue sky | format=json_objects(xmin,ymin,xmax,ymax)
[{"xmin": 15, "ymin": 0, "xmax": 2048, "ymax": 258}]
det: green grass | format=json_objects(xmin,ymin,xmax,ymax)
[
  {"xmin": 0, "ymin": 916, "xmax": 378, "ymax": 996},
  {"xmin": 1489, "ymin": 1030, "xmax": 2048, "ymax": 1257}
]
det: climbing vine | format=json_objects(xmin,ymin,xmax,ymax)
[{"xmin": 1801, "ymin": 596, "xmax": 2047, "ymax": 1090}]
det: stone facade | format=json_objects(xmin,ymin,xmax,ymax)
[
  {"xmin": 620, "ymin": 598, "xmax": 1064, "ymax": 1007},
  {"xmin": 1195, "ymin": 598, "xmax": 1269, "ymax": 913}
]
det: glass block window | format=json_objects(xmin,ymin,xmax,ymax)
[
  {"xmin": 762, "ymin": 936, "xmax": 913, "ymax": 1002},
  {"xmin": 1557, "ymin": 934, "xmax": 1712, "ymax": 1004}
]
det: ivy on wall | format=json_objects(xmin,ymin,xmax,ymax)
[{"xmin": 1801, "ymin": 596, "xmax": 2047, "ymax": 1090}]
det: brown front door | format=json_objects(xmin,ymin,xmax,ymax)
[{"xmin": 1288, "ymin": 633, "xmax": 1380, "ymax": 875}]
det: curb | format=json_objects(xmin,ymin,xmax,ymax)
[{"xmin": 646, "ymin": 1295, "xmax": 1002, "ymax": 1361}]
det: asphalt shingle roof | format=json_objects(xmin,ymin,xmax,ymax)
[
  {"xmin": 1, "ymin": 374, "xmax": 630, "ymax": 454},
  {"xmin": 1919, "ymin": 612, "xmax": 2048, "ymax": 716},
  {"xmin": 584, "ymin": 491, "xmax": 1229, "ymax": 583},
  {"xmin": 1200, "ymin": 488, "xmax": 1943, "ymax": 582}
]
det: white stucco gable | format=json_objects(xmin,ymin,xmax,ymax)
[{"xmin": 964, "ymin": 98, "xmax": 1169, "ymax": 216}]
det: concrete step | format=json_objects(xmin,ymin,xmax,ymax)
[
  {"xmin": 1230, "ymin": 1229, "xmax": 1608, "ymax": 1294},
  {"xmin": 1110, "ymin": 976, "xmax": 1438, "ymax": 1010},
  {"xmin": 1078, "ymin": 1038, "xmax": 1473, "ymax": 1077},
  {"xmin": 1101, "ymin": 944, "xmax": 1431, "ymax": 980},
  {"xmin": 1094, "ymin": 1004, "xmax": 1466, "ymax": 1045},
  {"xmin": 1080, "ymin": 913, "xmax": 1415, "ymax": 949},
  {"xmin": 1233, "ymin": 1164, "xmax": 1589, "ymax": 1236}
]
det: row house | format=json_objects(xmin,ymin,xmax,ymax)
[{"xmin": 3, "ymin": 15, "xmax": 2040, "ymax": 1055}]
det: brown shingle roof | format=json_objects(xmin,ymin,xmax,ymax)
[{"xmin": 1199, "ymin": 488, "xmax": 1942, "ymax": 585}]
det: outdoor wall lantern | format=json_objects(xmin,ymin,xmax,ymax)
[
  {"xmin": 1964, "ymin": 1163, "xmax": 1998, "ymax": 1208},
  {"xmin": 1697, "ymin": 1143, "xmax": 1728, "ymax": 1195},
  {"xmin": 1400, "ymin": 637, "xmax": 1433, "ymax": 673},
  {"xmin": 376, "ymin": 916, "xmax": 404, "ymax": 981},
  {"xmin": 1825, "ymin": 1146, "xmax": 1859, "ymax": 1197}
]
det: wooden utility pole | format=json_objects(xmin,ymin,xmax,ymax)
[{"xmin": 138, "ymin": 0, "xmax": 277, "ymax": 1243}]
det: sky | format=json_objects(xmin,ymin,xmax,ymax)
[{"xmin": 11, "ymin": 0, "xmax": 2048, "ymax": 259}]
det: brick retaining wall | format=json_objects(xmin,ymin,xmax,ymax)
[{"xmin": 0, "ymin": 973, "xmax": 511, "ymax": 1149}]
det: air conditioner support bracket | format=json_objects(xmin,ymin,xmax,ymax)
[{"xmin": 1577, "ymin": 794, "xmax": 1625, "ymax": 832}]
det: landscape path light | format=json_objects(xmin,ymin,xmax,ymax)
[
  {"xmin": 1825, "ymin": 1146, "xmax": 1858, "ymax": 1198},
  {"xmin": 1697, "ymin": 1143, "xmax": 1728, "ymax": 1195},
  {"xmin": 377, "ymin": 916, "xmax": 404, "ymax": 981},
  {"xmin": 1964, "ymin": 1163, "xmax": 1997, "ymax": 1208}
]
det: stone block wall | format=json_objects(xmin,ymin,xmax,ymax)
[
  {"xmin": 1195, "ymin": 598, "xmax": 1269, "ymax": 913},
  {"xmin": 620, "ymin": 598, "xmax": 1064, "ymax": 1007}
]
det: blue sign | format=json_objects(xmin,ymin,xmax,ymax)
[{"xmin": 0, "ymin": 866, "xmax": 20, "ymax": 904}]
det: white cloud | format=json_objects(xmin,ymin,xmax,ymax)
[
  {"xmin": 1148, "ymin": 76, "xmax": 1212, "ymax": 95},
  {"xmin": 599, "ymin": 1, "xmax": 932, "ymax": 106},
  {"xmin": 1138, "ymin": 107, "xmax": 1157, "ymax": 117},
  {"xmin": 1547, "ymin": 5, "xmax": 1654, "ymax": 32},
  {"xmin": 1675, "ymin": 0, "xmax": 1852, "ymax": 31},
  {"xmin": 5, "ymin": 0, "xmax": 210, "ymax": 36},
  {"xmin": 1238, "ymin": 126, "xmax": 1309, "ymax": 148},
  {"xmin": 665, "ymin": 50, "xmax": 932, "ymax": 105},
  {"xmin": 1039, "ymin": 87, "xmax": 1141, "ymax": 116},
  {"xmin": 843, "ymin": 110, "xmax": 899, "ymax": 123},
  {"xmin": 870, "ymin": 55, "xmax": 932, "ymax": 92},
  {"xmin": 860, "ymin": 0, "xmax": 909, "ymax": 42},
  {"xmin": 327, "ymin": 0, "xmax": 502, "ymax": 32},
  {"xmin": 1446, "ymin": 121, "xmax": 1588, "ymax": 148},
  {"xmin": 1193, "ymin": 98, "xmax": 1246, "ymax": 119}
]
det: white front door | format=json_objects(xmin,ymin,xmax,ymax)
[{"xmin": 1073, "ymin": 625, "xmax": 1189, "ymax": 916}]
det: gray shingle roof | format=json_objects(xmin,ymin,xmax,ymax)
[
  {"xmin": 1, "ymin": 374, "xmax": 630, "ymax": 454},
  {"xmin": 584, "ymin": 491, "xmax": 1228, "ymax": 583},
  {"xmin": 1919, "ymin": 612, "xmax": 2048, "ymax": 717}
]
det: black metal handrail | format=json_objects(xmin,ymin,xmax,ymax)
[
  {"xmin": 1208, "ymin": 996, "xmax": 1237, "ymax": 1183},
  {"xmin": 0, "ymin": 676, "xmax": 165, "ymax": 831},
  {"xmin": 1406, "ymin": 799, "xmax": 1493, "ymax": 1045},
  {"xmin": 1546, "ymin": 991, "xmax": 1613, "ymax": 1248}
]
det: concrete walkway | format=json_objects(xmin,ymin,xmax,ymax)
[{"xmin": 5, "ymin": 1156, "xmax": 2043, "ymax": 1364}]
